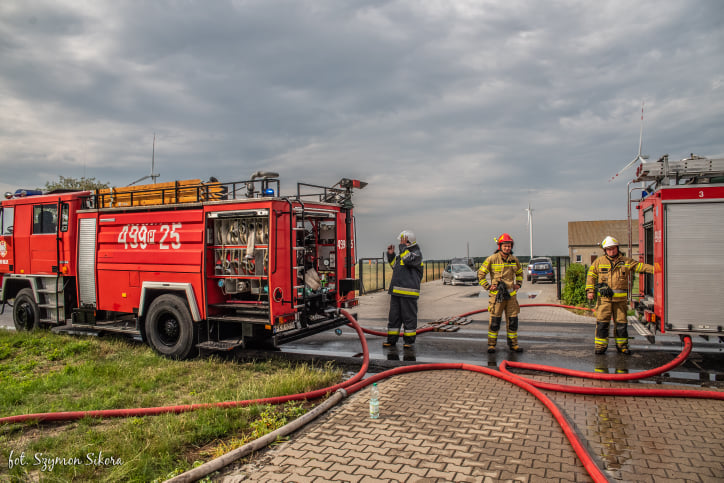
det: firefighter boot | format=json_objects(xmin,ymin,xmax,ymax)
[
  {"xmin": 383, "ymin": 329, "xmax": 399, "ymax": 347},
  {"xmin": 594, "ymin": 321, "xmax": 610, "ymax": 354},
  {"xmin": 507, "ymin": 316, "xmax": 523, "ymax": 352},
  {"xmin": 487, "ymin": 317, "xmax": 502, "ymax": 353},
  {"xmin": 615, "ymin": 322, "xmax": 631, "ymax": 354}
]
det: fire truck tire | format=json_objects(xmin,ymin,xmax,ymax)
[
  {"xmin": 146, "ymin": 294, "xmax": 198, "ymax": 360},
  {"xmin": 13, "ymin": 289, "xmax": 39, "ymax": 331}
]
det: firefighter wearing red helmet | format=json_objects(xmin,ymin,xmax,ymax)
[
  {"xmin": 477, "ymin": 233, "xmax": 524, "ymax": 353},
  {"xmin": 586, "ymin": 236, "xmax": 654, "ymax": 354}
]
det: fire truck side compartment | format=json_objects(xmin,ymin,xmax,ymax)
[{"xmin": 663, "ymin": 200, "xmax": 723, "ymax": 332}]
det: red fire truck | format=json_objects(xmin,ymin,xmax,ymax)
[
  {"xmin": 0, "ymin": 173, "xmax": 366, "ymax": 358},
  {"xmin": 629, "ymin": 154, "xmax": 724, "ymax": 342}
]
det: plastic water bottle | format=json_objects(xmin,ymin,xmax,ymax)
[{"xmin": 369, "ymin": 383, "xmax": 380, "ymax": 419}]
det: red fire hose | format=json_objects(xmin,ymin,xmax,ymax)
[
  {"xmin": 0, "ymin": 310, "xmax": 369, "ymax": 425},
  {"xmin": 343, "ymin": 362, "xmax": 610, "ymax": 483}
]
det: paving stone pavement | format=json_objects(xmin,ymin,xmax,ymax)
[{"xmin": 216, "ymin": 370, "xmax": 724, "ymax": 482}]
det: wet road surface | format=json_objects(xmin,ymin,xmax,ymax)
[{"xmin": 2, "ymin": 280, "xmax": 722, "ymax": 386}]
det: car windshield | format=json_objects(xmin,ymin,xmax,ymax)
[
  {"xmin": 451, "ymin": 264, "xmax": 473, "ymax": 273},
  {"xmin": 529, "ymin": 258, "xmax": 549, "ymax": 265}
]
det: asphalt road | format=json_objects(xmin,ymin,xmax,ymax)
[{"xmin": 2, "ymin": 280, "xmax": 722, "ymax": 386}]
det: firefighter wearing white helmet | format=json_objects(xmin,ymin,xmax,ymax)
[
  {"xmin": 477, "ymin": 233, "xmax": 524, "ymax": 353},
  {"xmin": 586, "ymin": 235, "xmax": 654, "ymax": 354},
  {"xmin": 384, "ymin": 230, "xmax": 424, "ymax": 348}
]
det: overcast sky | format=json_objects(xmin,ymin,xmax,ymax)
[{"xmin": 1, "ymin": 0, "xmax": 722, "ymax": 259}]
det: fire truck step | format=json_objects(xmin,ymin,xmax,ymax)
[
  {"xmin": 39, "ymin": 303, "xmax": 64, "ymax": 309},
  {"xmin": 52, "ymin": 325, "xmax": 101, "ymax": 336},
  {"xmin": 207, "ymin": 315, "xmax": 268, "ymax": 324},
  {"xmin": 197, "ymin": 340, "xmax": 244, "ymax": 351},
  {"xmin": 39, "ymin": 318, "xmax": 63, "ymax": 325},
  {"xmin": 52, "ymin": 323, "xmax": 140, "ymax": 336},
  {"xmin": 210, "ymin": 303, "xmax": 268, "ymax": 310},
  {"xmin": 629, "ymin": 315, "xmax": 655, "ymax": 343}
]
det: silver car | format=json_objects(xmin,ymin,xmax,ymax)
[{"xmin": 442, "ymin": 264, "xmax": 478, "ymax": 286}]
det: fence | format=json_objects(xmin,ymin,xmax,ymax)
[
  {"xmin": 356, "ymin": 258, "xmax": 450, "ymax": 294},
  {"xmin": 357, "ymin": 255, "xmax": 571, "ymax": 296}
]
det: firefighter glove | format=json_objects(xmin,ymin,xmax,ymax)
[
  {"xmin": 495, "ymin": 282, "xmax": 511, "ymax": 303},
  {"xmin": 595, "ymin": 283, "xmax": 614, "ymax": 298}
]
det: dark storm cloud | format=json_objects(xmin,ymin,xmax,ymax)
[{"xmin": 1, "ymin": 0, "xmax": 723, "ymax": 258}]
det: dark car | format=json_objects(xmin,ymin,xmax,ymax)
[
  {"xmin": 530, "ymin": 258, "xmax": 555, "ymax": 284},
  {"xmin": 442, "ymin": 264, "xmax": 478, "ymax": 286},
  {"xmin": 526, "ymin": 257, "xmax": 551, "ymax": 281}
]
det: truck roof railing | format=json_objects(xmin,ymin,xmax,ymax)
[
  {"xmin": 296, "ymin": 179, "xmax": 367, "ymax": 206},
  {"xmin": 81, "ymin": 177, "xmax": 281, "ymax": 209},
  {"xmin": 634, "ymin": 155, "xmax": 724, "ymax": 187}
]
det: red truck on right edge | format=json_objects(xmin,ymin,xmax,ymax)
[{"xmin": 629, "ymin": 154, "xmax": 724, "ymax": 343}]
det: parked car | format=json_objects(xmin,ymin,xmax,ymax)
[
  {"xmin": 450, "ymin": 257, "xmax": 475, "ymax": 269},
  {"xmin": 529, "ymin": 258, "xmax": 555, "ymax": 284},
  {"xmin": 526, "ymin": 257, "xmax": 551, "ymax": 281},
  {"xmin": 442, "ymin": 264, "xmax": 478, "ymax": 285}
]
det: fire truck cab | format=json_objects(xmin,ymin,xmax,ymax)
[
  {"xmin": 0, "ymin": 174, "xmax": 366, "ymax": 359},
  {"xmin": 630, "ymin": 154, "xmax": 724, "ymax": 342}
]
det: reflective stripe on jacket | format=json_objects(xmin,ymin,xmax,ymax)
[
  {"xmin": 586, "ymin": 254, "xmax": 653, "ymax": 299},
  {"xmin": 477, "ymin": 251, "xmax": 523, "ymax": 296},
  {"xmin": 388, "ymin": 243, "xmax": 424, "ymax": 298}
]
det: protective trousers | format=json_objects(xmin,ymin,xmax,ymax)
[
  {"xmin": 595, "ymin": 299, "xmax": 629, "ymax": 352},
  {"xmin": 387, "ymin": 295, "xmax": 418, "ymax": 345},
  {"xmin": 488, "ymin": 296, "xmax": 520, "ymax": 349}
]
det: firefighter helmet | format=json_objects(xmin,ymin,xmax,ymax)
[
  {"xmin": 398, "ymin": 230, "xmax": 416, "ymax": 244},
  {"xmin": 601, "ymin": 236, "xmax": 619, "ymax": 249},
  {"xmin": 496, "ymin": 233, "xmax": 514, "ymax": 248}
]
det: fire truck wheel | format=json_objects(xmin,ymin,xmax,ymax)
[
  {"xmin": 13, "ymin": 288, "xmax": 39, "ymax": 332},
  {"xmin": 146, "ymin": 294, "xmax": 198, "ymax": 360}
]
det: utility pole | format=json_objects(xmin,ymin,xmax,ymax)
[{"xmin": 525, "ymin": 202, "xmax": 534, "ymax": 259}]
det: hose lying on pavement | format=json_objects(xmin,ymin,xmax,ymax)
[
  {"xmin": 343, "ymin": 362, "xmax": 611, "ymax": 483},
  {"xmin": 354, "ymin": 302, "xmax": 593, "ymax": 337},
  {"xmin": 499, "ymin": 337, "xmax": 724, "ymax": 400},
  {"xmin": 168, "ymin": 305, "xmax": 722, "ymax": 483}
]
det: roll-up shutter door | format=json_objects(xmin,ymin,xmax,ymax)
[
  {"xmin": 78, "ymin": 218, "xmax": 97, "ymax": 306},
  {"xmin": 665, "ymin": 202, "xmax": 724, "ymax": 331}
]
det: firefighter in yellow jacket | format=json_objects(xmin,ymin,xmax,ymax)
[
  {"xmin": 586, "ymin": 236, "xmax": 654, "ymax": 355},
  {"xmin": 477, "ymin": 233, "xmax": 524, "ymax": 353}
]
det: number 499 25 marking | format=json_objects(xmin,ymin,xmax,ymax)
[{"xmin": 118, "ymin": 223, "xmax": 182, "ymax": 250}]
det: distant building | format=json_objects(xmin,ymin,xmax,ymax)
[{"xmin": 568, "ymin": 220, "xmax": 638, "ymax": 265}]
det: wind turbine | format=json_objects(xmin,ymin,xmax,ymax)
[
  {"xmin": 524, "ymin": 202, "xmax": 534, "ymax": 259},
  {"xmin": 608, "ymin": 101, "xmax": 649, "ymax": 182},
  {"xmin": 128, "ymin": 133, "xmax": 161, "ymax": 186}
]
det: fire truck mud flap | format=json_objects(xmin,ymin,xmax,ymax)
[
  {"xmin": 145, "ymin": 294, "xmax": 198, "ymax": 360},
  {"xmin": 274, "ymin": 312, "xmax": 356, "ymax": 346}
]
